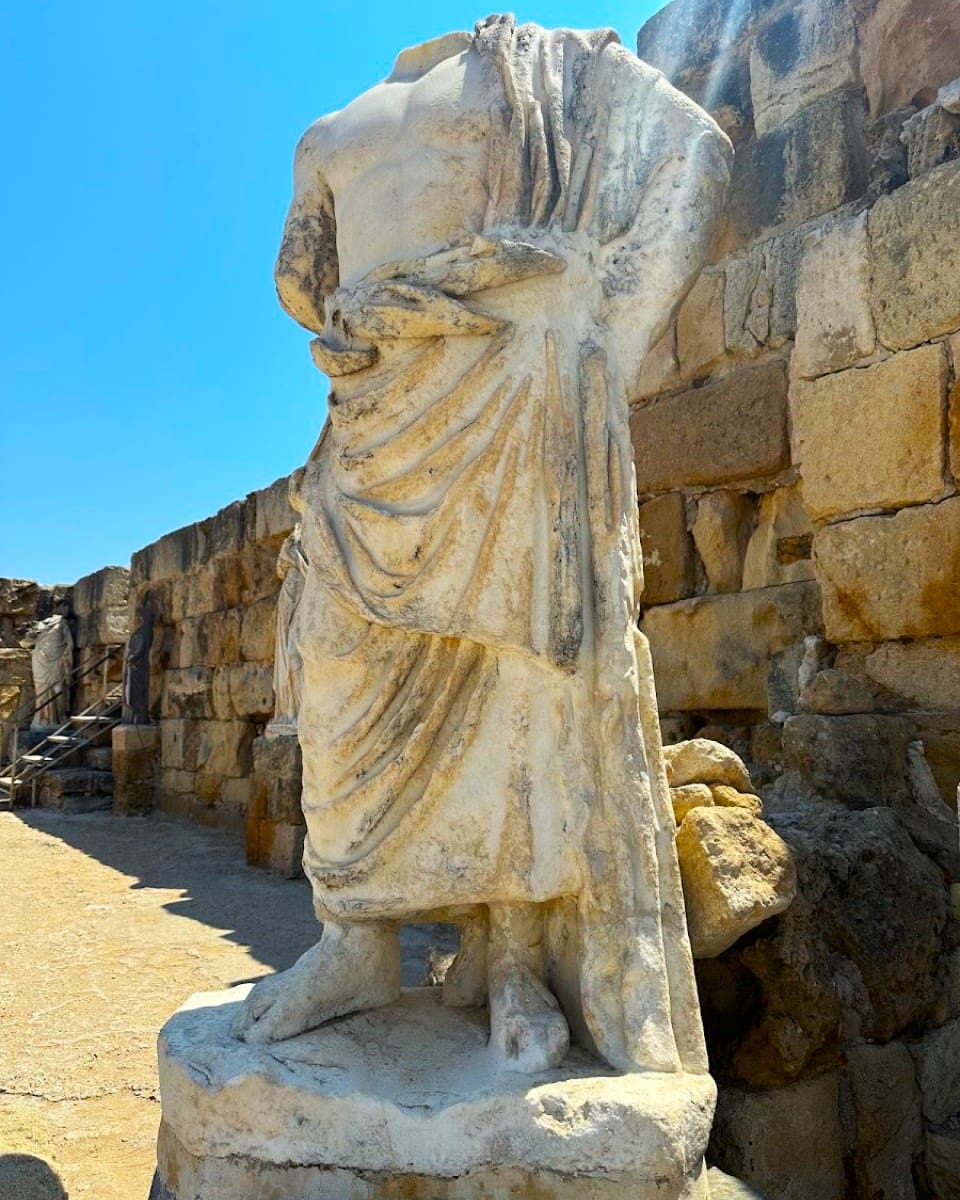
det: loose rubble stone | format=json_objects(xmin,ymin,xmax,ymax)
[
  {"xmin": 741, "ymin": 486, "xmax": 814, "ymax": 591},
  {"xmin": 677, "ymin": 807, "xmax": 797, "ymax": 958},
  {"xmin": 691, "ymin": 491, "xmax": 755, "ymax": 594},
  {"xmin": 710, "ymin": 1072, "xmax": 846, "ymax": 1200},
  {"xmin": 700, "ymin": 806, "xmax": 948, "ymax": 1086},
  {"xmin": 644, "ymin": 583, "xmax": 822, "ymax": 710},
  {"xmin": 665, "ymin": 738, "xmax": 754, "ymax": 791},
  {"xmin": 792, "ymin": 343, "xmax": 948, "ymax": 521},
  {"xmin": 870, "ymin": 159, "xmax": 960, "ymax": 349},
  {"xmin": 710, "ymin": 785, "xmax": 763, "ymax": 817},
  {"xmin": 793, "ymin": 211, "xmax": 876, "ymax": 377},
  {"xmin": 631, "ymin": 363, "xmax": 789, "ymax": 494},
  {"xmin": 638, "ymin": 493, "xmax": 696, "ymax": 606},
  {"xmin": 671, "ymin": 783, "xmax": 715, "ymax": 823},
  {"xmin": 749, "ymin": 0, "xmax": 858, "ymax": 136},
  {"xmin": 814, "ymin": 497, "xmax": 960, "ymax": 641}
]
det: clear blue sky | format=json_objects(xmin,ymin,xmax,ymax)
[{"xmin": 1, "ymin": 0, "xmax": 661, "ymax": 585}]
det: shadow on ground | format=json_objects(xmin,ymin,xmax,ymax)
[
  {"xmin": 0, "ymin": 1155, "xmax": 67, "ymax": 1200},
  {"xmin": 13, "ymin": 808, "xmax": 319, "ymax": 974},
  {"xmin": 11, "ymin": 809, "xmax": 457, "ymax": 983}
]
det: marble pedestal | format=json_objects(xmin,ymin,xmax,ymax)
[{"xmin": 151, "ymin": 987, "xmax": 716, "ymax": 1200}]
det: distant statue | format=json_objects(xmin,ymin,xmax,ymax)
[
  {"xmin": 122, "ymin": 604, "xmax": 154, "ymax": 725},
  {"xmin": 266, "ymin": 526, "xmax": 308, "ymax": 737},
  {"xmin": 27, "ymin": 613, "xmax": 74, "ymax": 728}
]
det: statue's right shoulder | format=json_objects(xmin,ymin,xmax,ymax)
[{"xmin": 387, "ymin": 30, "xmax": 472, "ymax": 82}]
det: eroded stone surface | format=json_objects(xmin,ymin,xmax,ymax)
[
  {"xmin": 157, "ymin": 988, "xmax": 716, "ymax": 1193},
  {"xmin": 677, "ymin": 808, "xmax": 796, "ymax": 958}
]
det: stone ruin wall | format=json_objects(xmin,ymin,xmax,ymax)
[
  {"xmin": 127, "ymin": 474, "xmax": 301, "ymax": 870},
  {"xmin": 0, "ymin": 569, "xmax": 129, "ymax": 730},
  {"xmin": 630, "ymin": 0, "xmax": 960, "ymax": 1194}
]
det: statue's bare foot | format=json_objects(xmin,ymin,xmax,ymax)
[
  {"xmin": 230, "ymin": 921, "xmax": 400, "ymax": 1044},
  {"xmin": 489, "ymin": 962, "xmax": 570, "ymax": 1073}
]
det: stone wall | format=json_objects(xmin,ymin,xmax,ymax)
[
  {"xmin": 72, "ymin": 566, "xmax": 130, "ymax": 712},
  {"xmin": 0, "ymin": 578, "xmax": 72, "ymax": 736},
  {"xmin": 635, "ymin": 0, "xmax": 960, "ymax": 1194},
  {"xmin": 129, "ymin": 475, "xmax": 299, "ymax": 847}
]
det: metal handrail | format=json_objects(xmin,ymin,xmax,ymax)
[{"xmin": 1, "ymin": 644, "xmax": 123, "ymax": 768}]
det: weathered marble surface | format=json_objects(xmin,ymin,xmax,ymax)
[
  {"xmin": 156, "ymin": 986, "xmax": 716, "ymax": 1198},
  {"xmin": 155, "ymin": 13, "xmax": 733, "ymax": 1199},
  {"xmin": 26, "ymin": 613, "xmax": 73, "ymax": 727}
]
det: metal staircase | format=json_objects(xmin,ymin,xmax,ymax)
[{"xmin": 0, "ymin": 646, "xmax": 123, "ymax": 809}]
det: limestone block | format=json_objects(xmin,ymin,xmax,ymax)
[
  {"xmin": 160, "ymin": 719, "xmax": 200, "ymax": 773},
  {"xmin": 857, "ymin": 0, "xmax": 960, "ymax": 117},
  {"xmin": 71, "ymin": 565, "xmax": 131, "ymax": 646},
  {"xmin": 240, "ymin": 597, "xmax": 277, "ymax": 663},
  {"xmin": 178, "ymin": 610, "xmax": 242, "ymax": 669},
  {"xmin": 749, "ymin": 0, "xmax": 858, "ymax": 136},
  {"xmin": 633, "ymin": 325, "xmax": 681, "ymax": 402},
  {"xmin": 814, "ymin": 498, "xmax": 960, "ymax": 641},
  {"xmin": 112, "ymin": 724, "xmax": 158, "ymax": 815},
  {"xmin": 221, "ymin": 777, "xmax": 253, "ymax": 825},
  {"xmin": 183, "ymin": 562, "xmax": 220, "ymax": 617},
  {"xmin": 156, "ymin": 988, "xmax": 718, "ymax": 1200},
  {"xmin": 676, "ymin": 270, "xmax": 725, "ymax": 379},
  {"xmin": 671, "ymin": 784, "xmax": 715, "ymax": 824},
  {"xmin": 631, "ymin": 363, "xmax": 789, "ymax": 495},
  {"xmin": 903, "ymin": 102, "xmax": 960, "ymax": 180},
  {"xmin": 644, "ymin": 583, "xmax": 822, "ymax": 711},
  {"xmin": 249, "ymin": 820, "xmax": 306, "ymax": 878},
  {"xmin": 196, "ymin": 500, "xmax": 247, "ymax": 564},
  {"xmin": 665, "ymin": 739, "xmax": 753, "ymax": 792},
  {"xmin": 724, "ymin": 88, "xmax": 869, "ymax": 250},
  {"xmin": 253, "ymin": 472, "xmax": 299, "ymax": 542},
  {"xmin": 741, "ymin": 486, "xmax": 814, "ymax": 590},
  {"xmin": 196, "ymin": 720, "xmax": 254, "ymax": 779},
  {"xmin": 870, "ymin": 160, "xmax": 960, "ymax": 350},
  {"xmin": 710, "ymin": 785, "xmax": 763, "ymax": 817},
  {"xmin": 677, "ymin": 807, "xmax": 796, "ymax": 958},
  {"xmin": 847, "ymin": 1041, "xmax": 922, "ymax": 1200},
  {"xmin": 800, "ymin": 667, "xmax": 880, "ymax": 714},
  {"xmin": 712, "ymin": 1074, "xmax": 846, "ymax": 1200},
  {"xmin": 793, "ymin": 212, "xmax": 876, "ymax": 378},
  {"xmin": 724, "ymin": 245, "xmax": 773, "ymax": 357},
  {"xmin": 691, "ymin": 491, "xmax": 754, "ymax": 593},
  {"xmin": 838, "ymin": 637, "xmax": 960, "ymax": 711},
  {"xmin": 227, "ymin": 662, "xmax": 274, "ymax": 720},
  {"xmin": 162, "ymin": 667, "xmax": 214, "ymax": 720},
  {"xmin": 159, "ymin": 767, "xmax": 196, "ymax": 797},
  {"xmin": 638, "ymin": 493, "xmax": 696, "ymax": 606},
  {"xmin": 781, "ymin": 713, "xmax": 914, "ymax": 806},
  {"xmin": 792, "ymin": 344, "xmax": 949, "ymax": 522},
  {"xmin": 927, "ymin": 1123, "xmax": 960, "ymax": 1200}
]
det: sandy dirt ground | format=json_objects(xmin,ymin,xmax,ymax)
[{"xmin": 0, "ymin": 809, "xmax": 447, "ymax": 1200}]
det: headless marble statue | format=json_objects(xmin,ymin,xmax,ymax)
[
  {"xmin": 265, "ymin": 526, "xmax": 307, "ymax": 737},
  {"xmin": 29, "ymin": 613, "xmax": 74, "ymax": 728},
  {"xmin": 232, "ymin": 14, "xmax": 731, "ymax": 1077}
]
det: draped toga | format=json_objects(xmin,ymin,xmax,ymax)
[{"xmin": 289, "ymin": 16, "xmax": 731, "ymax": 1075}]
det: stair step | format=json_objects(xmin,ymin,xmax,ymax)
[
  {"xmin": 22, "ymin": 754, "xmax": 54, "ymax": 764},
  {"xmin": 71, "ymin": 715, "xmax": 115, "ymax": 723},
  {"xmin": 49, "ymin": 735, "xmax": 80, "ymax": 744}
]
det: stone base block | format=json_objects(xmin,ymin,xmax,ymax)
[{"xmin": 153, "ymin": 987, "xmax": 717, "ymax": 1200}]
